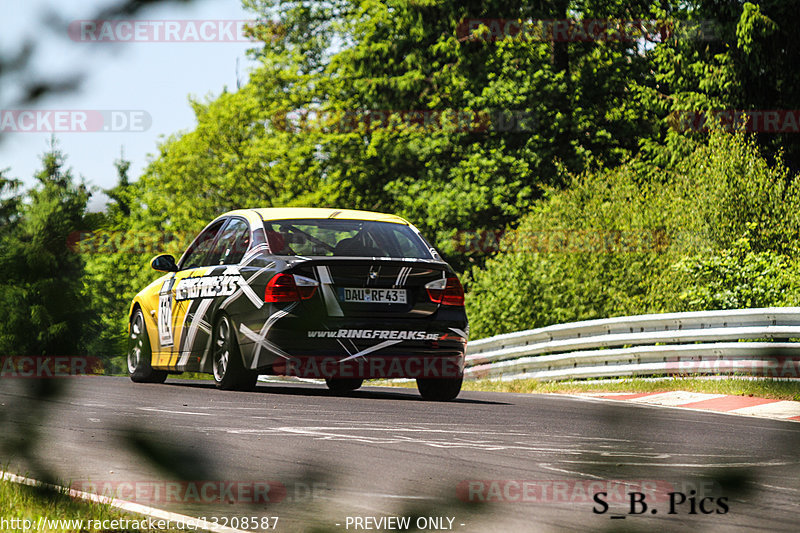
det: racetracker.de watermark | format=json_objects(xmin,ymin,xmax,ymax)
[
  {"xmin": 0, "ymin": 356, "xmax": 104, "ymax": 378},
  {"xmin": 67, "ymin": 480, "xmax": 328, "ymax": 504},
  {"xmin": 271, "ymin": 355, "xmax": 465, "ymax": 380},
  {"xmin": 273, "ymin": 109, "xmax": 537, "ymax": 134},
  {"xmin": 667, "ymin": 357, "xmax": 800, "ymax": 378},
  {"xmin": 458, "ymin": 480, "xmax": 684, "ymax": 503},
  {"xmin": 453, "ymin": 229, "xmax": 670, "ymax": 255},
  {"xmin": 670, "ymin": 110, "xmax": 800, "ymax": 133},
  {"xmin": 67, "ymin": 230, "xmax": 194, "ymax": 255},
  {"xmin": 0, "ymin": 110, "xmax": 151, "ymax": 133},
  {"xmin": 456, "ymin": 18, "xmax": 717, "ymax": 43},
  {"xmin": 68, "ymin": 20, "xmax": 257, "ymax": 42}
]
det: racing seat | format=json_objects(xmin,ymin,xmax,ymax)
[
  {"xmin": 266, "ymin": 230, "xmax": 292, "ymax": 254},
  {"xmin": 333, "ymin": 236, "xmax": 385, "ymax": 257}
]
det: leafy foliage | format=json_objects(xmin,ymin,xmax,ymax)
[
  {"xmin": 467, "ymin": 131, "xmax": 800, "ymax": 339},
  {"xmin": 674, "ymin": 238, "xmax": 800, "ymax": 310},
  {"xmin": 8, "ymin": 1, "xmax": 800, "ymax": 354},
  {"xmin": 0, "ymin": 141, "xmax": 92, "ymax": 355}
]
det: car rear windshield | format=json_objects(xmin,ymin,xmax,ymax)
[{"xmin": 262, "ymin": 219, "xmax": 434, "ymax": 259}]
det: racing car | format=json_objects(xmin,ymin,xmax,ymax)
[{"xmin": 127, "ymin": 208, "xmax": 468, "ymax": 400}]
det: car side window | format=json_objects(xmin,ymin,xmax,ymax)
[
  {"xmin": 180, "ymin": 220, "xmax": 225, "ymax": 270},
  {"xmin": 208, "ymin": 218, "xmax": 251, "ymax": 265}
]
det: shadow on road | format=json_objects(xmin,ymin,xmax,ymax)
[{"xmin": 162, "ymin": 378, "xmax": 511, "ymax": 405}]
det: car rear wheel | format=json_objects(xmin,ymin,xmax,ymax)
[
  {"xmin": 416, "ymin": 376, "xmax": 462, "ymax": 401},
  {"xmin": 128, "ymin": 308, "xmax": 168, "ymax": 384},
  {"xmin": 325, "ymin": 378, "xmax": 363, "ymax": 392},
  {"xmin": 213, "ymin": 314, "xmax": 258, "ymax": 391}
]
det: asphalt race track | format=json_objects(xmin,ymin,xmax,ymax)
[{"xmin": 1, "ymin": 376, "xmax": 799, "ymax": 532}]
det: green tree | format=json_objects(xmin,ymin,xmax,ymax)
[
  {"xmin": 82, "ymin": 153, "xmax": 150, "ymax": 362},
  {"xmin": 0, "ymin": 169, "xmax": 22, "ymax": 231},
  {"xmin": 466, "ymin": 130, "xmax": 800, "ymax": 339},
  {"xmin": 132, "ymin": 0, "xmax": 683, "ymax": 270},
  {"xmin": 0, "ymin": 140, "xmax": 92, "ymax": 356},
  {"xmin": 80, "ymin": 0, "xmax": 800, "ymax": 346}
]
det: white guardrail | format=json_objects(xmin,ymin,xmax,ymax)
[{"xmin": 463, "ymin": 308, "xmax": 800, "ymax": 381}]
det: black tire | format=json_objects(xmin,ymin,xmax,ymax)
[
  {"xmin": 128, "ymin": 308, "xmax": 168, "ymax": 384},
  {"xmin": 416, "ymin": 376, "xmax": 462, "ymax": 401},
  {"xmin": 325, "ymin": 378, "xmax": 363, "ymax": 392},
  {"xmin": 212, "ymin": 314, "xmax": 258, "ymax": 391}
]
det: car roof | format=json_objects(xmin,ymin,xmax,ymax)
[{"xmin": 222, "ymin": 207, "xmax": 411, "ymax": 225}]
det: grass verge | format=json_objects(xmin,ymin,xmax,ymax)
[
  {"xmin": 0, "ymin": 477, "xmax": 189, "ymax": 532},
  {"xmin": 371, "ymin": 377, "xmax": 800, "ymax": 401}
]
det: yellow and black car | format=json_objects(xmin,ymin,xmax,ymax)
[{"xmin": 127, "ymin": 208, "xmax": 468, "ymax": 400}]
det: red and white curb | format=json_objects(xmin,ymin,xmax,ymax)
[{"xmin": 568, "ymin": 391, "xmax": 800, "ymax": 423}]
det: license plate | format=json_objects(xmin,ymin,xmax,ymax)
[{"xmin": 340, "ymin": 288, "xmax": 407, "ymax": 304}]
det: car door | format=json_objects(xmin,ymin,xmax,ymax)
[
  {"xmin": 153, "ymin": 219, "xmax": 226, "ymax": 368},
  {"xmin": 174, "ymin": 217, "xmax": 252, "ymax": 370}
]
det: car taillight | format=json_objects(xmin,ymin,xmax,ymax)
[
  {"xmin": 264, "ymin": 273, "xmax": 318, "ymax": 303},
  {"xmin": 425, "ymin": 276, "xmax": 465, "ymax": 306}
]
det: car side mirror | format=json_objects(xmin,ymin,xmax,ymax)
[{"xmin": 150, "ymin": 254, "xmax": 178, "ymax": 272}]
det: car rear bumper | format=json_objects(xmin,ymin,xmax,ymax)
[
  {"xmin": 269, "ymin": 353, "xmax": 465, "ymax": 379},
  {"xmin": 237, "ymin": 315, "xmax": 467, "ymax": 379}
]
